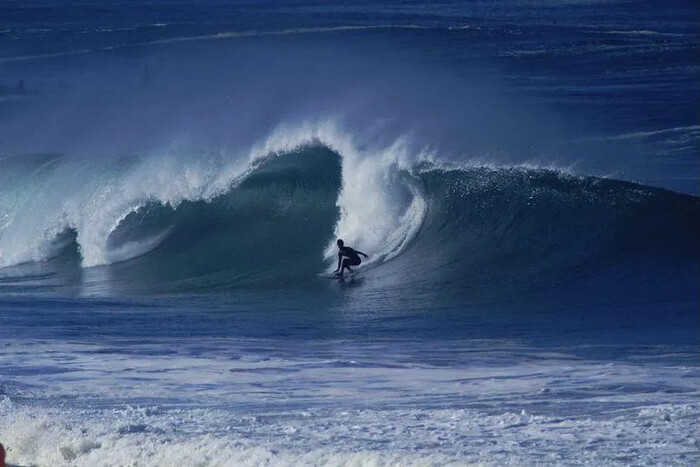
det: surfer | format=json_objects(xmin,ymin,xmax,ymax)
[{"xmin": 334, "ymin": 239, "xmax": 368, "ymax": 277}]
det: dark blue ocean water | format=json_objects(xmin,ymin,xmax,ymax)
[{"xmin": 0, "ymin": 1, "xmax": 698, "ymax": 465}]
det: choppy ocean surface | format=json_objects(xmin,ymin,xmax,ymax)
[{"xmin": 0, "ymin": 1, "xmax": 698, "ymax": 465}]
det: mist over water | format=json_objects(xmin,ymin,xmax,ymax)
[{"xmin": 0, "ymin": 1, "xmax": 698, "ymax": 465}]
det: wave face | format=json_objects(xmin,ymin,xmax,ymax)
[
  {"xmin": 1, "ymin": 133, "xmax": 697, "ymax": 298},
  {"xmin": 97, "ymin": 146, "xmax": 345, "ymax": 291},
  {"xmin": 397, "ymin": 166, "xmax": 700, "ymax": 297}
]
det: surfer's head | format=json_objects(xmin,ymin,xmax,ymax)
[{"xmin": 337, "ymin": 239, "xmax": 344, "ymax": 248}]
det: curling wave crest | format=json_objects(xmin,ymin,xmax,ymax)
[{"xmin": 0, "ymin": 124, "xmax": 698, "ymax": 294}]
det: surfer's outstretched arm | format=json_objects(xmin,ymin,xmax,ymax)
[{"xmin": 357, "ymin": 251, "xmax": 368, "ymax": 258}]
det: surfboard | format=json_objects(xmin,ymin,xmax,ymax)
[{"xmin": 317, "ymin": 271, "xmax": 356, "ymax": 279}]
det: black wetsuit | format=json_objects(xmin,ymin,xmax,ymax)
[{"xmin": 338, "ymin": 246, "xmax": 362, "ymax": 267}]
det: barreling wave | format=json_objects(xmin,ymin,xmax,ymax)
[
  {"xmin": 0, "ymin": 124, "xmax": 698, "ymax": 295},
  {"xmin": 0, "ymin": 123, "xmax": 427, "ymax": 291}
]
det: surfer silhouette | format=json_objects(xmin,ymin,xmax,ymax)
[{"xmin": 334, "ymin": 239, "xmax": 368, "ymax": 277}]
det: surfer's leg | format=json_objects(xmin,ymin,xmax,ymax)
[
  {"xmin": 340, "ymin": 258, "xmax": 354, "ymax": 275},
  {"xmin": 335, "ymin": 258, "xmax": 346, "ymax": 276},
  {"xmin": 344, "ymin": 257, "xmax": 359, "ymax": 274}
]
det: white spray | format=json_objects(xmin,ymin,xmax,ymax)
[{"xmin": 0, "ymin": 120, "xmax": 429, "ymax": 271}]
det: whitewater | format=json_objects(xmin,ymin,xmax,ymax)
[
  {"xmin": 0, "ymin": 122, "xmax": 426, "ymax": 271},
  {"xmin": 0, "ymin": 1, "xmax": 698, "ymax": 465}
]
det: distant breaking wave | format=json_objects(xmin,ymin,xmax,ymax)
[
  {"xmin": 0, "ymin": 25, "xmax": 429, "ymax": 63},
  {"xmin": 579, "ymin": 125, "xmax": 700, "ymax": 142}
]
